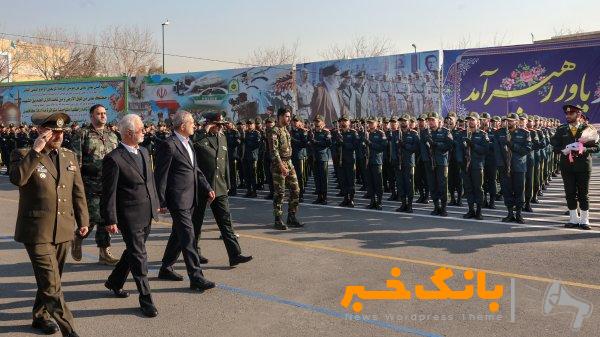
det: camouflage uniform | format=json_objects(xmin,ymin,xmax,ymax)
[
  {"xmin": 72, "ymin": 125, "xmax": 118, "ymax": 248},
  {"xmin": 269, "ymin": 124, "xmax": 302, "ymax": 229}
]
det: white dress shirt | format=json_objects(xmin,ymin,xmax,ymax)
[
  {"xmin": 120, "ymin": 142, "xmax": 139, "ymax": 155},
  {"xmin": 174, "ymin": 131, "xmax": 194, "ymax": 164}
]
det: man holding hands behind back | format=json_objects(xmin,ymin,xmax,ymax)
[{"xmin": 101, "ymin": 114, "xmax": 160, "ymax": 317}]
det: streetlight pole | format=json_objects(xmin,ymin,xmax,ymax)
[
  {"xmin": 411, "ymin": 43, "xmax": 417, "ymax": 54},
  {"xmin": 162, "ymin": 19, "xmax": 170, "ymax": 74}
]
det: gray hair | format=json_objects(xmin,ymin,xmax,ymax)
[
  {"xmin": 118, "ymin": 114, "xmax": 142, "ymax": 135},
  {"xmin": 172, "ymin": 110, "xmax": 193, "ymax": 129}
]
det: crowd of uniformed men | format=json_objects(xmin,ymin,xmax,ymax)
[{"xmin": 3, "ymin": 104, "xmax": 596, "ymax": 232}]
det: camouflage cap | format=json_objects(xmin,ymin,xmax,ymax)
[
  {"xmin": 399, "ymin": 114, "xmax": 410, "ymax": 121},
  {"xmin": 506, "ymin": 112, "xmax": 519, "ymax": 120},
  {"xmin": 492, "ymin": 116, "xmax": 501, "ymax": 122},
  {"xmin": 366, "ymin": 116, "xmax": 378, "ymax": 123},
  {"xmin": 255, "ymin": 117, "xmax": 262, "ymax": 124},
  {"xmin": 245, "ymin": 119, "xmax": 254, "ymax": 124},
  {"xmin": 389, "ymin": 115, "xmax": 398, "ymax": 122},
  {"xmin": 466, "ymin": 112, "xmax": 480, "ymax": 120},
  {"xmin": 338, "ymin": 114, "xmax": 350, "ymax": 122},
  {"xmin": 480, "ymin": 112, "xmax": 491, "ymax": 119},
  {"xmin": 519, "ymin": 113, "xmax": 528, "ymax": 120},
  {"xmin": 417, "ymin": 113, "xmax": 428, "ymax": 121},
  {"xmin": 313, "ymin": 115, "xmax": 324, "ymax": 122},
  {"xmin": 426, "ymin": 112, "xmax": 441, "ymax": 120},
  {"xmin": 265, "ymin": 116, "xmax": 275, "ymax": 123},
  {"xmin": 382, "ymin": 117, "xmax": 389, "ymax": 123},
  {"xmin": 292, "ymin": 115, "xmax": 301, "ymax": 122}
]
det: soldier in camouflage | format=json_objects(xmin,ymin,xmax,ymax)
[
  {"xmin": 268, "ymin": 107, "xmax": 304, "ymax": 230},
  {"xmin": 71, "ymin": 104, "xmax": 119, "ymax": 265}
]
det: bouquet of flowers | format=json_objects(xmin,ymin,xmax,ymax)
[{"xmin": 562, "ymin": 125, "xmax": 600, "ymax": 163}]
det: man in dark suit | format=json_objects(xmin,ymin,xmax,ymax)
[
  {"xmin": 101, "ymin": 114, "xmax": 160, "ymax": 317},
  {"xmin": 155, "ymin": 110, "xmax": 216, "ymax": 291},
  {"xmin": 10, "ymin": 112, "xmax": 88, "ymax": 337},
  {"xmin": 192, "ymin": 112, "xmax": 253, "ymax": 266}
]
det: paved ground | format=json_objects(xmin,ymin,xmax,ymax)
[{"xmin": 2, "ymin": 165, "xmax": 600, "ymax": 337}]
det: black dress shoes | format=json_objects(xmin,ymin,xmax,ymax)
[
  {"xmin": 65, "ymin": 332, "xmax": 80, "ymax": 337},
  {"xmin": 32, "ymin": 318, "xmax": 59, "ymax": 335},
  {"xmin": 158, "ymin": 268, "xmax": 184, "ymax": 281},
  {"xmin": 198, "ymin": 255, "xmax": 209, "ymax": 264},
  {"xmin": 104, "ymin": 281, "xmax": 130, "ymax": 298},
  {"xmin": 229, "ymin": 255, "xmax": 253, "ymax": 267},
  {"xmin": 190, "ymin": 278, "xmax": 216, "ymax": 292},
  {"xmin": 141, "ymin": 304, "xmax": 158, "ymax": 318}
]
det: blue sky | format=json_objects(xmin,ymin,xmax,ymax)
[{"xmin": 2, "ymin": 0, "xmax": 598, "ymax": 72}]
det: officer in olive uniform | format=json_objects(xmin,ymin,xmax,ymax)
[
  {"xmin": 337, "ymin": 114, "xmax": 360, "ymax": 207},
  {"xmin": 365, "ymin": 116, "xmax": 388, "ymax": 210},
  {"xmin": 224, "ymin": 120, "xmax": 241, "ymax": 196},
  {"xmin": 242, "ymin": 119, "xmax": 262, "ymax": 197},
  {"xmin": 459, "ymin": 112, "xmax": 489, "ymax": 220},
  {"xmin": 551, "ymin": 105, "xmax": 600, "ymax": 229},
  {"xmin": 269, "ymin": 107, "xmax": 304, "ymax": 230},
  {"xmin": 71, "ymin": 104, "xmax": 119, "ymax": 265},
  {"xmin": 192, "ymin": 112, "xmax": 253, "ymax": 266},
  {"xmin": 395, "ymin": 114, "xmax": 420, "ymax": 213},
  {"xmin": 500, "ymin": 113, "xmax": 532, "ymax": 224},
  {"xmin": 310, "ymin": 115, "xmax": 332, "ymax": 204},
  {"xmin": 290, "ymin": 115, "xmax": 308, "ymax": 202},
  {"xmin": 424, "ymin": 112, "xmax": 454, "ymax": 216},
  {"xmin": 10, "ymin": 112, "xmax": 88, "ymax": 337}
]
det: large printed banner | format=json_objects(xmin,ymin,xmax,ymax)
[
  {"xmin": 128, "ymin": 66, "xmax": 294, "ymax": 123},
  {"xmin": 296, "ymin": 51, "xmax": 440, "ymax": 125},
  {"xmin": 442, "ymin": 41, "xmax": 600, "ymax": 122},
  {"xmin": 0, "ymin": 78, "xmax": 127, "ymax": 125}
]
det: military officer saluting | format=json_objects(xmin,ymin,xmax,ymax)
[
  {"xmin": 191, "ymin": 111, "xmax": 253, "ymax": 265},
  {"xmin": 551, "ymin": 105, "xmax": 600, "ymax": 229},
  {"xmin": 10, "ymin": 112, "xmax": 88, "ymax": 337},
  {"xmin": 500, "ymin": 113, "xmax": 532, "ymax": 224}
]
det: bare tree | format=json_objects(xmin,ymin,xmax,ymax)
[
  {"xmin": 97, "ymin": 25, "xmax": 159, "ymax": 77},
  {"xmin": 319, "ymin": 36, "xmax": 393, "ymax": 60},
  {"xmin": 243, "ymin": 39, "xmax": 302, "ymax": 66},
  {"xmin": 25, "ymin": 27, "xmax": 99, "ymax": 80},
  {"xmin": 0, "ymin": 36, "xmax": 29, "ymax": 82},
  {"xmin": 440, "ymin": 32, "xmax": 510, "ymax": 50}
]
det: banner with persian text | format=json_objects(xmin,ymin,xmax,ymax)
[
  {"xmin": 0, "ymin": 78, "xmax": 127, "ymax": 125},
  {"xmin": 442, "ymin": 40, "xmax": 600, "ymax": 122}
]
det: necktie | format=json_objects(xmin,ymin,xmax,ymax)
[{"xmin": 48, "ymin": 150, "xmax": 59, "ymax": 171}]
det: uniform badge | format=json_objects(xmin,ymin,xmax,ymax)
[
  {"xmin": 39, "ymin": 172, "xmax": 46, "ymax": 179},
  {"xmin": 67, "ymin": 165, "xmax": 77, "ymax": 171},
  {"xmin": 221, "ymin": 146, "xmax": 227, "ymax": 151},
  {"xmin": 36, "ymin": 164, "xmax": 48, "ymax": 173},
  {"xmin": 56, "ymin": 118, "xmax": 64, "ymax": 128}
]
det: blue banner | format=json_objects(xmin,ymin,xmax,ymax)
[
  {"xmin": 443, "ymin": 40, "xmax": 600, "ymax": 122},
  {"xmin": 0, "ymin": 78, "xmax": 126, "ymax": 124}
]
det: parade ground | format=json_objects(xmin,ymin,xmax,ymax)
[{"xmin": 2, "ymin": 166, "xmax": 600, "ymax": 337}]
